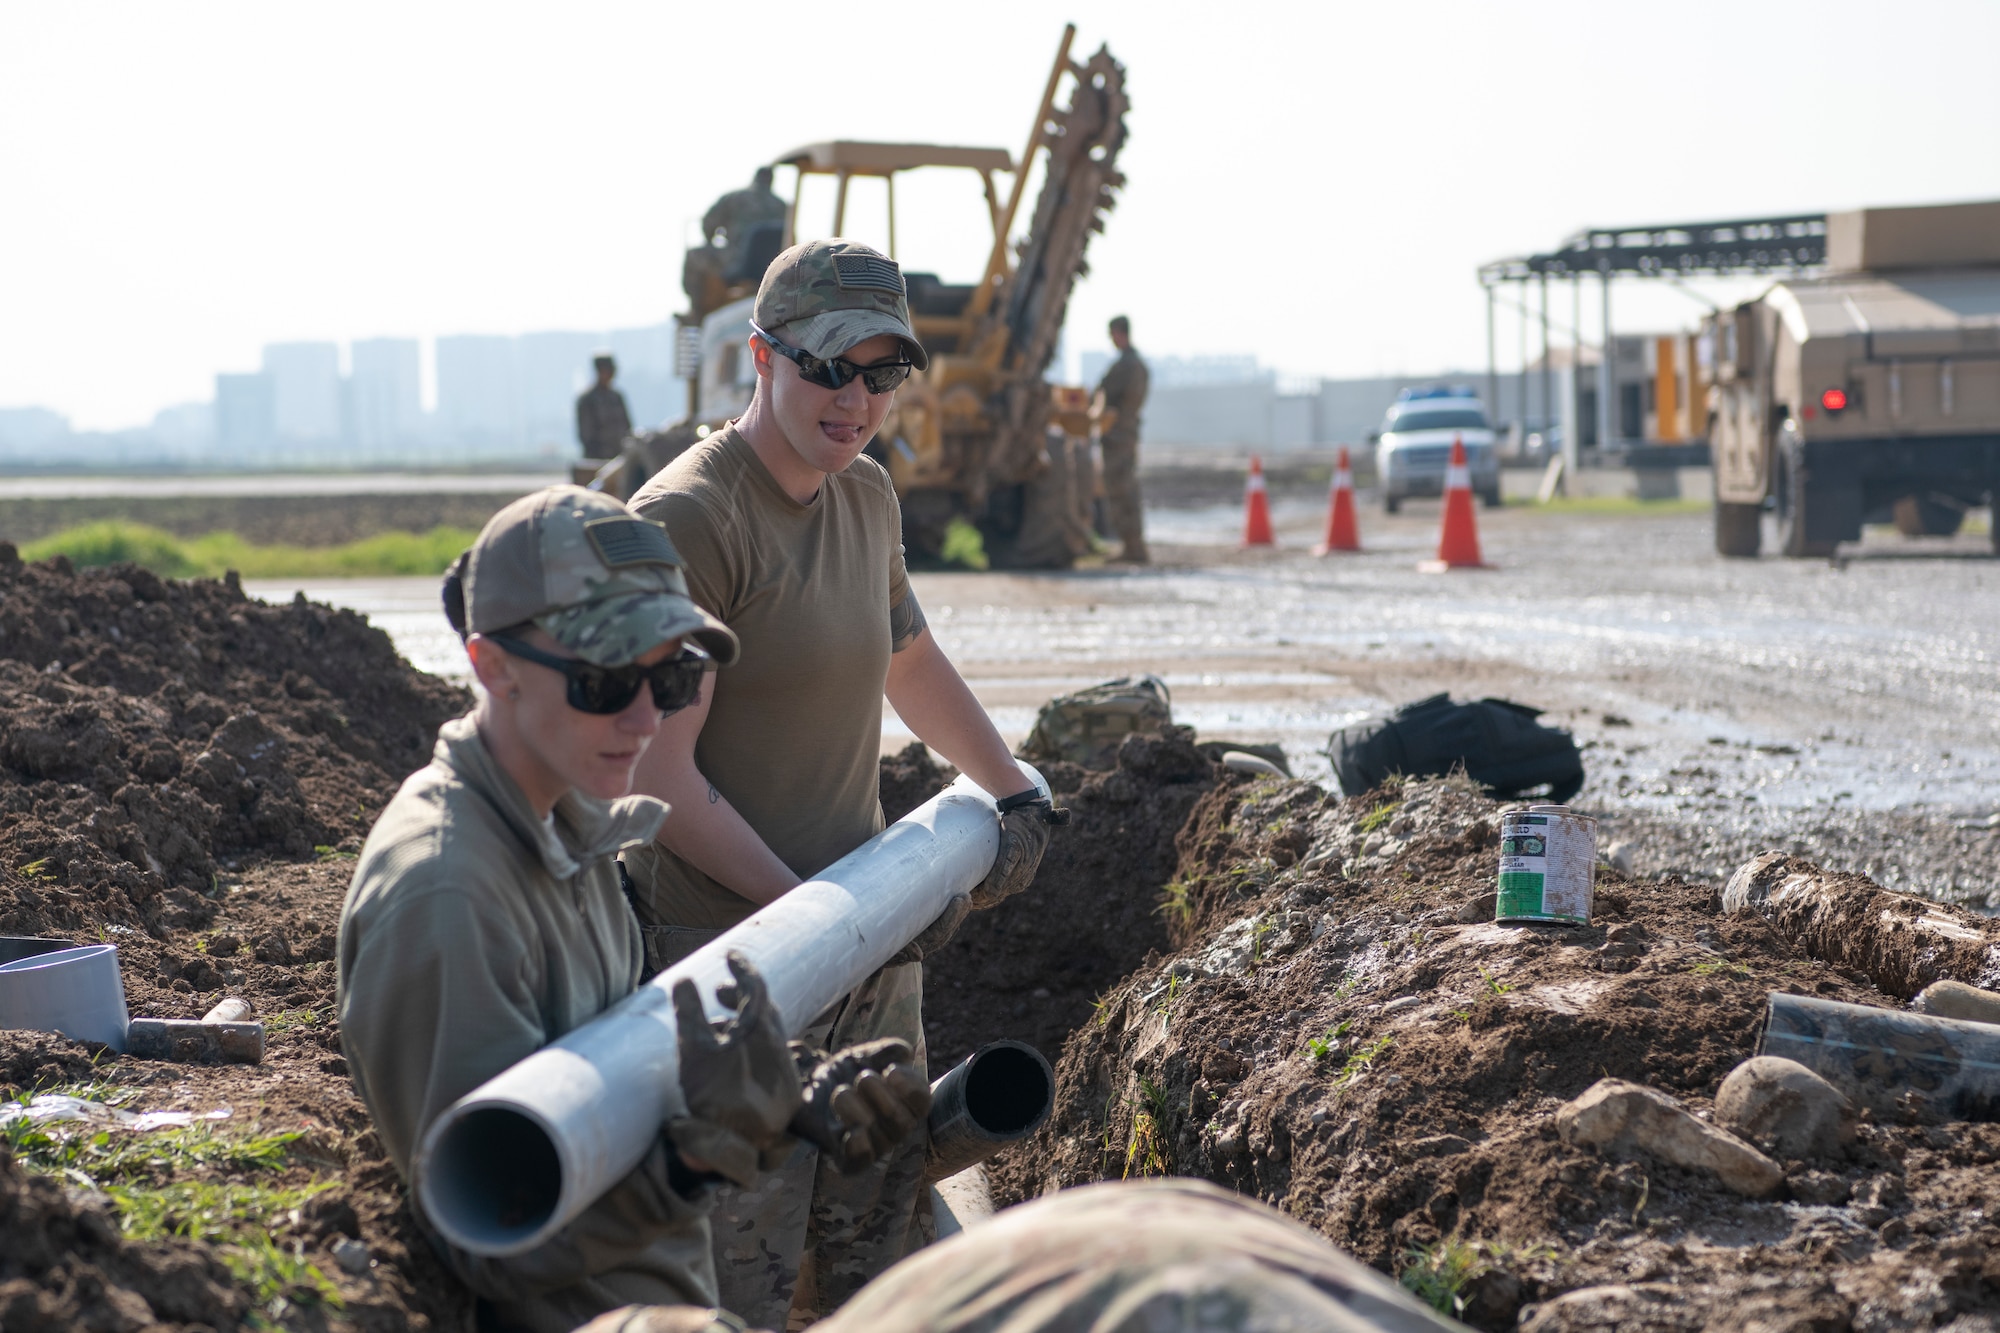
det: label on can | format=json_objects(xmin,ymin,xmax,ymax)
[{"xmin": 1497, "ymin": 806, "xmax": 1596, "ymax": 924}]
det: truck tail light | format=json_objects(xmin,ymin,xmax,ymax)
[{"xmin": 1821, "ymin": 387, "xmax": 1848, "ymax": 413}]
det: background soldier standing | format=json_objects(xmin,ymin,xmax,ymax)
[
  {"xmin": 1094, "ymin": 314, "xmax": 1151, "ymax": 563},
  {"xmin": 577, "ymin": 354, "xmax": 634, "ymax": 461}
]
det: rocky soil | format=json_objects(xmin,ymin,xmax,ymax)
[
  {"xmin": 989, "ymin": 773, "xmax": 2000, "ymax": 1331},
  {"xmin": 5, "ymin": 549, "xmax": 1999, "ymax": 1331},
  {"xmin": 0, "ymin": 552, "xmax": 469, "ymax": 1331}
]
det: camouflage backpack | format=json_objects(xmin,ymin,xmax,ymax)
[{"xmin": 1017, "ymin": 675, "xmax": 1173, "ymax": 770}]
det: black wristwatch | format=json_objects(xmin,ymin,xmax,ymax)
[{"xmin": 996, "ymin": 788, "xmax": 1071, "ymax": 826}]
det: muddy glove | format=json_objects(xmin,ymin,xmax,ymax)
[
  {"xmin": 665, "ymin": 951, "xmax": 804, "ymax": 1188},
  {"xmin": 970, "ymin": 789, "xmax": 1069, "ymax": 910},
  {"xmin": 887, "ymin": 893, "xmax": 971, "ymax": 965},
  {"xmin": 788, "ymin": 1037, "xmax": 932, "ymax": 1174}
]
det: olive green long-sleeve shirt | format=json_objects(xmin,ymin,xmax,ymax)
[{"xmin": 338, "ymin": 714, "xmax": 719, "ymax": 1332}]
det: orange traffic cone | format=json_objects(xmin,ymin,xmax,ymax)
[
  {"xmin": 1242, "ymin": 455, "xmax": 1275, "ymax": 547},
  {"xmin": 1314, "ymin": 445, "xmax": 1361, "ymax": 554},
  {"xmin": 1420, "ymin": 434, "xmax": 1491, "ymax": 572}
]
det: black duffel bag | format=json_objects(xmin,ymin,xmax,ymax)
[{"xmin": 1326, "ymin": 694, "xmax": 1584, "ymax": 802}]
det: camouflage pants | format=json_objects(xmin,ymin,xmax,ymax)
[
  {"xmin": 709, "ymin": 961, "xmax": 929, "ymax": 1330},
  {"xmin": 1100, "ymin": 430, "xmax": 1146, "ymax": 558}
]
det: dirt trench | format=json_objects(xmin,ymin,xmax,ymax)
[
  {"xmin": 5, "ymin": 551, "xmax": 1999, "ymax": 1331},
  {"xmin": 0, "ymin": 554, "xmax": 472, "ymax": 1332},
  {"xmin": 989, "ymin": 774, "xmax": 2000, "ymax": 1331}
]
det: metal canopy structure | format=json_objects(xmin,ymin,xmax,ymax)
[
  {"xmin": 1480, "ymin": 213, "xmax": 1828, "ymax": 283},
  {"xmin": 771, "ymin": 141, "xmax": 1018, "ymax": 258},
  {"xmin": 1477, "ymin": 212, "xmax": 1830, "ymax": 463},
  {"xmin": 772, "ymin": 141, "xmax": 1016, "ymax": 176}
]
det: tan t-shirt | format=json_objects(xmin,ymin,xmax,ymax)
[{"xmin": 624, "ymin": 423, "xmax": 912, "ymax": 930}]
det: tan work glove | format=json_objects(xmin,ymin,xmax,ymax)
[
  {"xmin": 970, "ymin": 789, "xmax": 1068, "ymax": 910},
  {"xmin": 886, "ymin": 893, "xmax": 971, "ymax": 965},
  {"xmin": 665, "ymin": 951, "xmax": 804, "ymax": 1188},
  {"xmin": 788, "ymin": 1037, "xmax": 932, "ymax": 1174}
]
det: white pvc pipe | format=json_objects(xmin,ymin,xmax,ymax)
[{"xmin": 415, "ymin": 764, "xmax": 1044, "ymax": 1257}]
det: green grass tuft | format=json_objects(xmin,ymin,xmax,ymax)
[
  {"xmin": 939, "ymin": 517, "xmax": 989, "ymax": 571},
  {"xmin": 1400, "ymin": 1237, "xmax": 1488, "ymax": 1315},
  {"xmin": 1332, "ymin": 1034, "xmax": 1393, "ymax": 1090},
  {"xmin": 22, "ymin": 521, "xmax": 480, "ymax": 579},
  {"xmin": 1359, "ymin": 801, "xmax": 1401, "ymax": 834}
]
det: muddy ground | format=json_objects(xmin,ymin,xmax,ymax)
[
  {"xmin": 5, "ymin": 550, "xmax": 2000, "ymax": 1331},
  {"xmin": 987, "ymin": 772, "xmax": 2000, "ymax": 1331}
]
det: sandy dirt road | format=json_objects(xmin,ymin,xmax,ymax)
[{"xmin": 249, "ymin": 496, "xmax": 2000, "ymax": 904}]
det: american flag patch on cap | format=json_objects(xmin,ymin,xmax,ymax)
[
  {"xmin": 833, "ymin": 253, "xmax": 905, "ymax": 294},
  {"xmin": 584, "ymin": 516, "xmax": 678, "ymax": 568}
]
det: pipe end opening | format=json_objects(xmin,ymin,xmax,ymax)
[
  {"xmin": 964, "ymin": 1041, "xmax": 1054, "ymax": 1136},
  {"xmin": 424, "ymin": 1107, "xmax": 563, "ymax": 1254}
]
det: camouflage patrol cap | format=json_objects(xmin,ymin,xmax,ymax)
[
  {"xmin": 454, "ymin": 486, "xmax": 739, "ymax": 667},
  {"xmin": 754, "ymin": 239, "xmax": 929, "ymax": 370}
]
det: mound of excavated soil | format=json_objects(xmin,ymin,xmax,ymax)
[
  {"xmin": 0, "ymin": 554, "xmax": 473, "ymax": 1331},
  {"xmin": 995, "ymin": 775, "xmax": 2000, "ymax": 1331},
  {"xmin": 0, "ymin": 550, "xmax": 467, "ymax": 944},
  {"xmin": 920, "ymin": 729, "xmax": 1222, "ymax": 1071}
]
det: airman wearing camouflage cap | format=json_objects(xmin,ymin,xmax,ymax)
[
  {"xmin": 621, "ymin": 241, "xmax": 1063, "ymax": 1325},
  {"xmin": 749, "ymin": 238, "xmax": 930, "ymax": 372},
  {"xmin": 337, "ymin": 486, "xmax": 929, "ymax": 1333}
]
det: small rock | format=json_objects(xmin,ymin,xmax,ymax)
[
  {"xmin": 1309, "ymin": 1108, "xmax": 1327, "ymax": 1125},
  {"xmin": 1714, "ymin": 1056, "xmax": 1854, "ymax": 1160},
  {"xmin": 1456, "ymin": 892, "xmax": 1497, "ymax": 924},
  {"xmin": 1557, "ymin": 1078, "xmax": 1783, "ymax": 1197},
  {"xmin": 1030, "ymin": 987, "xmax": 1051, "ymax": 1000},
  {"xmin": 1604, "ymin": 841, "xmax": 1636, "ymax": 874},
  {"xmin": 332, "ymin": 1237, "xmax": 372, "ymax": 1274},
  {"xmin": 1912, "ymin": 979, "xmax": 2000, "ymax": 1026},
  {"xmin": 1409, "ymin": 1133, "xmax": 1472, "ymax": 1157},
  {"xmin": 1854, "ymin": 1172, "xmax": 1905, "ymax": 1209},
  {"xmin": 1380, "ymin": 996, "xmax": 1422, "ymax": 1014},
  {"xmin": 1788, "ymin": 1169, "xmax": 1851, "ymax": 1205}
]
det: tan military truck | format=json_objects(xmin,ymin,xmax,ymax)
[{"xmin": 1709, "ymin": 198, "xmax": 2000, "ymax": 557}]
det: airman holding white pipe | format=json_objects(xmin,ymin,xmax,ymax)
[{"xmin": 334, "ymin": 487, "xmax": 928, "ymax": 1333}]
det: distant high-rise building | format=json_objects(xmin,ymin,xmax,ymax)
[
  {"xmin": 263, "ymin": 342, "xmax": 343, "ymax": 444},
  {"xmin": 150, "ymin": 402, "xmax": 215, "ymax": 462},
  {"xmin": 349, "ymin": 337, "xmax": 422, "ymax": 455},
  {"xmin": 215, "ymin": 372, "xmax": 275, "ymax": 460},
  {"xmin": 435, "ymin": 334, "xmax": 520, "ymax": 448},
  {"xmin": 0, "ymin": 407, "xmax": 71, "ymax": 464}
]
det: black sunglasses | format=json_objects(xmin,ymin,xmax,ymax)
[
  {"xmin": 488, "ymin": 635, "xmax": 706, "ymax": 716},
  {"xmin": 750, "ymin": 320, "xmax": 915, "ymax": 394}
]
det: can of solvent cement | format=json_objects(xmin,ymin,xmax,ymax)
[{"xmin": 1496, "ymin": 804, "xmax": 1596, "ymax": 925}]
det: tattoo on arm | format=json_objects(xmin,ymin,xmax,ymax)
[
  {"xmin": 890, "ymin": 590, "xmax": 928, "ymax": 653},
  {"xmin": 707, "ymin": 783, "xmax": 720, "ymax": 804}
]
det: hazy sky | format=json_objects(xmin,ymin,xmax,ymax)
[{"xmin": 5, "ymin": 1, "xmax": 1999, "ymax": 430}]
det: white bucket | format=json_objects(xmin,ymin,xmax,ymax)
[{"xmin": 0, "ymin": 944, "xmax": 131, "ymax": 1051}]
